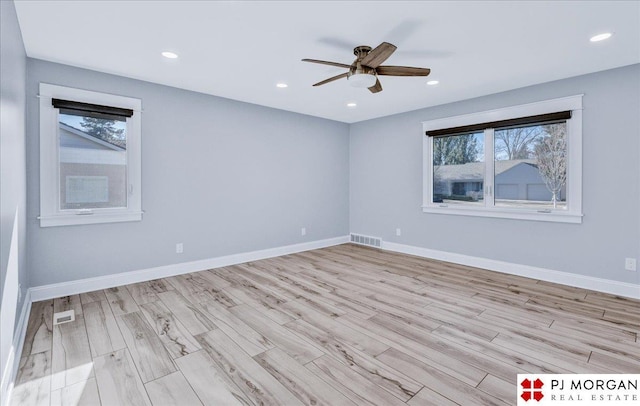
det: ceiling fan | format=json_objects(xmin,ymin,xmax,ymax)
[{"xmin": 302, "ymin": 42, "xmax": 431, "ymax": 93}]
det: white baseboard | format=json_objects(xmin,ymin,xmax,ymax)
[
  {"xmin": 27, "ymin": 234, "xmax": 637, "ymax": 302},
  {"xmin": 382, "ymin": 241, "xmax": 640, "ymax": 300},
  {"xmin": 29, "ymin": 235, "xmax": 350, "ymax": 302},
  {"xmin": 1, "ymin": 289, "xmax": 32, "ymax": 406}
]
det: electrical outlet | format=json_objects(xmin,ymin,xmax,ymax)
[
  {"xmin": 176, "ymin": 243, "xmax": 184, "ymax": 254},
  {"xmin": 396, "ymin": 228, "xmax": 401, "ymax": 236},
  {"xmin": 301, "ymin": 227, "xmax": 306, "ymax": 236},
  {"xmin": 624, "ymin": 258, "xmax": 636, "ymax": 271}
]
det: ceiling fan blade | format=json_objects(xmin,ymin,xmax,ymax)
[
  {"xmin": 376, "ymin": 66, "xmax": 431, "ymax": 76},
  {"xmin": 313, "ymin": 72, "xmax": 349, "ymax": 87},
  {"xmin": 302, "ymin": 59, "xmax": 352, "ymax": 69},
  {"xmin": 368, "ymin": 78, "xmax": 383, "ymax": 93},
  {"xmin": 361, "ymin": 42, "xmax": 397, "ymax": 68}
]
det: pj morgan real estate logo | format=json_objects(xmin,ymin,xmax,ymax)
[{"xmin": 517, "ymin": 374, "xmax": 639, "ymax": 405}]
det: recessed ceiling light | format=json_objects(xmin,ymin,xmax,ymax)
[
  {"xmin": 590, "ymin": 32, "xmax": 612, "ymax": 42},
  {"xmin": 161, "ymin": 51, "xmax": 178, "ymax": 59},
  {"xmin": 427, "ymin": 80, "xmax": 439, "ymax": 86},
  {"xmin": 276, "ymin": 83, "xmax": 288, "ymax": 88},
  {"xmin": 347, "ymin": 102, "xmax": 357, "ymax": 108}
]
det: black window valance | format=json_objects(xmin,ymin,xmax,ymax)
[
  {"xmin": 425, "ymin": 111, "xmax": 572, "ymax": 137},
  {"xmin": 52, "ymin": 98, "xmax": 134, "ymax": 120}
]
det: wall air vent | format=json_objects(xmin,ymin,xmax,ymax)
[
  {"xmin": 350, "ymin": 233, "xmax": 382, "ymax": 248},
  {"xmin": 53, "ymin": 310, "xmax": 75, "ymax": 325}
]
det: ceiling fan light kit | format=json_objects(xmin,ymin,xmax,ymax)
[
  {"xmin": 303, "ymin": 41, "xmax": 431, "ymax": 94},
  {"xmin": 348, "ymin": 72, "xmax": 377, "ymax": 88}
]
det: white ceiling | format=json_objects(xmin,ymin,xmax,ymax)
[{"xmin": 14, "ymin": 1, "xmax": 640, "ymax": 123}]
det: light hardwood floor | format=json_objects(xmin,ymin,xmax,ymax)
[{"xmin": 10, "ymin": 244, "xmax": 640, "ymax": 405}]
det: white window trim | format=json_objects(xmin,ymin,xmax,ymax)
[
  {"xmin": 39, "ymin": 83, "xmax": 143, "ymax": 227},
  {"xmin": 422, "ymin": 95, "xmax": 583, "ymax": 224}
]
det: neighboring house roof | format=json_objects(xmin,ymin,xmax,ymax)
[
  {"xmin": 59, "ymin": 122, "xmax": 126, "ymax": 150},
  {"xmin": 434, "ymin": 159, "xmax": 537, "ymax": 181}
]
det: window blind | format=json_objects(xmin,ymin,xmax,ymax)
[
  {"xmin": 52, "ymin": 98, "xmax": 134, "ymax": 119},
  {"xmin": 425, "ymin": 111, "xmax": 572, "ymax": 137}
]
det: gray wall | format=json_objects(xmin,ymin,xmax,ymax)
[
  {"xmin": 1, "ymin": 0, "xmax": 28, "ymax": 383},
  {"xmin": 350, "ymin": 64, "xmax": 640, "ymax": 285},
  {"xmin": 26, "ymin": 59, "xmax": 350, "ymax": 287}
]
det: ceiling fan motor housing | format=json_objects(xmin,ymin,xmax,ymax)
[
  {"xmin": 348, "ymin": 65, "xmax": 376, "ymax": 78},
  {"xmin": 347, "ymin": 46, "xmax": 377, "ymax": 88}
]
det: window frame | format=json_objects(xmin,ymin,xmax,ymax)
[
  {"xmin": 422, "ymin": 95, "xmax": 583, "ymax": 224},
  {"xmin": 39, "ymin": 83, "xmax": 142, "ymax": 227}
]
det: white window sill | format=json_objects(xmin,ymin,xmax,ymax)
[
  {"xmin": 422, "ymin": 205, "xmax": 583, "ymax": 224},
  {"xmin": 39, "ymin": 211, "xmax": 143, "ymax": 227}
]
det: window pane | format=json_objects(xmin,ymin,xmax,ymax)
[
  {"xmin": 494, "ymin": 122, "xmax": 566, "ymax": 209},
  {"xmin": 58, "ymin": 113, "xmax": 127, "ymax": 210},
  {"xmin": 432, "ymin": 132, "xmax": 484, "ymax": 205}
]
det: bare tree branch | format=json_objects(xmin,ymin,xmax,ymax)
[
  {"xmin": 495, "ymin": 126, "xmax": 544, "ymax": 160},
  {"xmin": 534, "ymin": 124, "xmax": 566, "ymax": 208}
]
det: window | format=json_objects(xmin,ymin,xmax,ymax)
[
  {"xmin": 494, "ymin": 122, "xmax": 567, "ymax": 209},
  {"xmin": 39, "ymin": 83, "xmax": 142, "ymax": 227},
  {"xmin": 433, "ymin": 132, "xmax": 485, "ymax": 206},
  {"xmin": 423, "ymin": 95, "xmax": 583, "ymax": 223}
]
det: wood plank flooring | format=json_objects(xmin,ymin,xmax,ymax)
[{"xmin": 11, "ymin": 244, "xmax": 640, "ymax": 405}]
